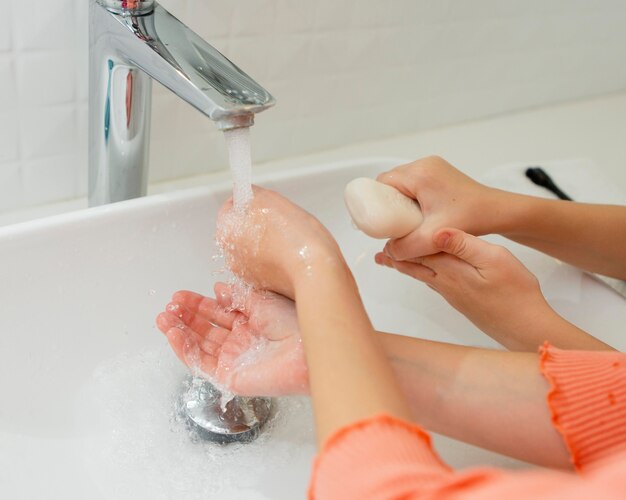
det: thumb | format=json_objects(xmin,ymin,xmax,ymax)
[
  {"xmin": 433, "ymin": 228, "xmax": 495, "ymax": 267},
  {"xmin": 383, "ymin": 218, "xmax": 442, "ymax": 261}
]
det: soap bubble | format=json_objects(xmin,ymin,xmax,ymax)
[{"xmin": 76, "ymin": 347, "xmax": 316, "ymax": 500}]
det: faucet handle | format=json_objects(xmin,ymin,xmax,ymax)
[{"xmin": 98, "ymin": 0, "xmax": 155, "ymax": 15}]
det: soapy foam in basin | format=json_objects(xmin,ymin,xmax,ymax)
[{"xmin": 76, "ymin": 348, "xmax": 315, "ymax": 500}]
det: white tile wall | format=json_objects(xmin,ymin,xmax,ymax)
[
  {"xmin": 1, "ymin": 0, "xmax": 626, "ymax": 213},
  {"xmin": 0, "ymin": 162, "xmax": 22, "ymax": 212},
  {"xmin": 0, "ymin": 55, "xmax": 17, "ymax": 110},
  {"xmin": 0, "ymin": 1, "xmax": 11, "ymax": 53},
  {"xmin": 16, "ymin": 51, "xmax": 76, "ymax": 106},
  {"xmin": 12, "ymin": 0, "xmax": 75, "ymax": 51},
  {"xmin": 22, "ymin": 154, "xmax": 79, "ymax": 205},
  {"xmin": 0, "ymin": 110, "xmax": 19, "ymax": 163}
]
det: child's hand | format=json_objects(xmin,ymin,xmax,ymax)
[
  {"xmin": 375, "ymin": 228, "xmax": 555, "ymax": 351},
  {"xmin": 156, "ymin": 282, "xmax": 308, "ymax": 396},
  {"xmin": 217, "ymin": 186, "xmax": 343, "ymax": 299},
  {"xmin": 377, "ymin": 156, "xmax": 501, "ymax": 260}
]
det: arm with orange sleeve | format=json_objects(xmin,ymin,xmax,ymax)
[{"xmin": 310, "ymin": 345, "xmax": 626, "ymax": 499}]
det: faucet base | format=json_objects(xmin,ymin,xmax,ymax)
[{"xmin": 178, "ymin": 378, "xmax": 273, "ymax": 444}]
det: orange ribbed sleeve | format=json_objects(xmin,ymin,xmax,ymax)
[
  {"xmin": 309, "ymin": 414, "xmax": 626, "ymax": 500},
  {"xmin": 309, "ymin": 415, "xmax": 452, "ymax": 499},
  {"xmin": 539, "ymin": 343, "xmax": 626, "ymax": 471},
  {"xmin": 309, "ymin": 346, "xmax": 626, "ymax": 499}
]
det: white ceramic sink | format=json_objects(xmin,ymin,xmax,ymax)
[{"xmin": 1, "ymin": 158, "xmax": 625, "ymax": 499}]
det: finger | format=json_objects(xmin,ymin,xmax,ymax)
[
  {"xmin": 165, "ymin": 301, "xmax": 196, "ymax": 323},
  {"xmin": 183, "ymin": 335, "xmax": 218, "ymax": 376},
  {"xmin": 433, "ymin": 228, "xmax": 499, "ymax": 269},
  {"xmin": 161, "ymin": 308, "xmax": 221, "ymax": 379},
  {"xmin": 172, "ymin": 290, "xmax": 237, "ymax": 329},
  {"xmin": 402, "ymin": 256, "xmax": 425, "ymax": 264},
  {"xmin": 214, "ymin": 282, "xmax": 233, "ymax": 309},
  {"xmin": 215, "ymin": 329, "xmax": 256, "ymax": 381},
  {"xmin": 156, "ymin": 311, "xmax": 174, "ymax": 335},
  {"xmin": 166, "ymin": 301, "xmax": 227, "ymax": 338},
  {"xmin": 376, "ymin": 163, "xmax": 417, "ymax": 199},
  {"xmin": 158, "ymin": 308, "xmax": 203, "ymax": 335},
  {"xmin": 377, "ymin": 156, "xmax": 446, "ymax": 198},
  {"xmin": 158, "ymin": 311, "xmax": 226, "ymax": 354},
  {"xmin": 164, "ymin": 327, "xmax": 188, "ymax": 365},
  {"xmin": 167, "ymin": 326, "xmax": 220, "ymax": 377},
  {"xmin": 383, "ymin": 225, "xmax": 438, "ymax": 261},
  {"xmin": 170, "ymin": 290, "xmax": 203, "ymax": 309},
  {"xmin": 181, "ymin": 303, "xmax": 231, "ymax": 348},
  {"xmin": 215, "ymin": 282, "xmax": 253, "ymax": 312},
  {"xmin": 157, "ymin": 310, "xmax": 220, "ymax": 345},
  {"xmin": 215, "ymin": 281, "xmax": 266, "ymax": 316},
  {"xmin": 375, "ymin": 252, "xmax": 436, "ymax": 283},
  {"xmin": 419, "ymin": 252, "xmax": 477, "ymax": 276}
]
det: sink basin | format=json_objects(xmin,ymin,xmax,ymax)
[{"xmin": 1, "ymin": 158, "xmax": 625, "ymax": 499}]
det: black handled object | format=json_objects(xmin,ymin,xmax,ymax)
[{"xmin": 525, "ymin": 167, "xmax": 573, "ymax": 201}]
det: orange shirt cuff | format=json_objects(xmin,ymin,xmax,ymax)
[
  {"xmin": 309, "ymin": 414, "xmax": 450, "ymax": 500},
  {"xmin": 539, "ymin": 342, "xmax": 626, "ymax": 472}
]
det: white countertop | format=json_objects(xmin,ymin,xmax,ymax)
[{"xmin": 2, "ymin": 90, "xmax": 625, "ymax": 227}]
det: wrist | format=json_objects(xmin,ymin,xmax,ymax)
[
  {"xmin": 291, "ymin": 247, "xmax": 351, "ymax": 296},
  {"xmin": 459, "ymin": 186, "xmax": 509, "ymax": 236},
  {"xmin": 292, "ymin": 249, "xmax": 373, "ymax": 334},
  {"xmin": 486, "ymin": 189, "xmax": 541, "ymax": 237},
  {"xmin": 481, "ymin": 297, "xmax": 558, "ymax": 352}
]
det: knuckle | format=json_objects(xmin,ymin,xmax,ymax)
[
  {"xmin": 424, "ymin": 154, "xmax": 445, "ymax": 164},
  {"xmin": 527, "ymin": 272, "xmax": 540, "ymax": 288},
  {"xmin": 376, "ymin": 170, "xmax": 392, "ymax": 182},
  {"xmin": 386, "ymin": 240, "xmax": 404, "ymax": 260},
  {"xmin": 492, "ymin": 246, "xmax": 512, "ymax": 262},
  {"xmin": 419, "ymin": 155, "xmax": 449, "ymax": 173},
  {"xmin": 451, "ymin": 235, "xmax": 469, "ymax": 256}
]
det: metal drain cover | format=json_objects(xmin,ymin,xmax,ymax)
[{"xmin": 180, "ymin": 378, "xmax": 272, "ymax": 444}]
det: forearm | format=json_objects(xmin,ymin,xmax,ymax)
[
  {"xmin": 474, "ymin": 300, "xmax": 615, "ymax": 352},
  {"xmin": 490, "ymin": 190, "xmax": 626, "ymax": 279},
  {"xmin": 294, "ymin": 260, "xmax": 412, "ymax": 447},
  {"xmin": 312, "ymin": 345, "xmax": 626, "ymax": 499},
  {"xmin": 378, "ymin": 333, "xmax": 572, "ymax": 469}
]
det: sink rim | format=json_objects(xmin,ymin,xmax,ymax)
[{"xmin": 0, "ymin": 156, "xmax": 407, "ymax": 240}]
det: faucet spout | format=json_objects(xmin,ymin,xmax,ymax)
[{"xmin": 89, "ymin": 0, "xmax": 274, "ymax": 206}]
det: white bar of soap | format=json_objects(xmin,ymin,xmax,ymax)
[{"xmin": 344, "ymin": 177, "xmax": 423, "ymax": 239}]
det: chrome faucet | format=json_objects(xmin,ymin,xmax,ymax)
[{"xmin": 89, "ymin": 0, "xmax": 275, "ymax": 206}]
